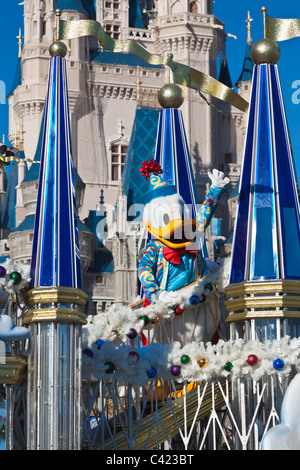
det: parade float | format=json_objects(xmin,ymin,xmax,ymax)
[{"xmin": 0, "ymin": 6, "xmax": 300, "ymax": 451}]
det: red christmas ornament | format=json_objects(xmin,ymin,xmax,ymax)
[
  {"xmin": 128, "ymin": 351, "xmax": 139, "ymax": 365},
  {"xmin": 247, "ymin": 354, "xmax": 259, "ymax": 366},
  {"xmin": 174, "ymin": 305, "xmax": 184, "ymax": 316},
  {"xmin": 139, "ymin": 159, "xmax": 163, "ymax": 181}
]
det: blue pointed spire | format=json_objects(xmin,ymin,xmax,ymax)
[
  {"xmin": 30, "ymin": 50, "xmax": 82, "ymax": 289},
  {"xmin": 154, "ymin": 84, "xmax": 208, "ymax": 257},
  {"xmin": 230, "ymin": 41, "xmax": 300, "ymax": 284}
]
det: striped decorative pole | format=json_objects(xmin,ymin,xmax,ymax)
[
  {"xmin": 225, "ymin": 37, "xmax": 300, "ymax": 340},
  {"xmin": 23, "ymin": 10, "xmax": 87, "ymax": 450}
]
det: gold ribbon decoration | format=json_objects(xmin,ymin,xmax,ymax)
[
  {"xmin": 59, "ymin": 19, "xmax": 249, "ymax": 113},
  {"xmin": 265, "ymin": 13, "xmax": 300, "ymax": 42},
  {"xmin": 0, "ymin": 153, "xmax": 39, "ymax": 167}
]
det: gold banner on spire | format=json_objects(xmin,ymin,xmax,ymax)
[
  {"xmin": 59, "ymin": 19, "xmax": 249, "ymax": 113},
  {"xmin": 265, "ymin": 13, "xmax": 300, "ymax": 42}
]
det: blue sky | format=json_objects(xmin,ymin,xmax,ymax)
[{"xmin": 1, "ymin": 1, "xmax": 300, "ymax": 180}]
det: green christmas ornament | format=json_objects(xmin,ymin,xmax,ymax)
[
  {"xmin": 139, "ymin": 315, "xmax": 150, "ymax": 325},
  {"xmin": 105, "ymin": 362, "xmax": 115, "ymax": 374},
  {"xmin": 204, "ymin": 283, "xmax": 213, "ymax": 291},
  {"xmin": 224, "ymin": 361, "xmax": 234, "ymax": 372},
  {"xmin": 10, "ymin": 271, "xmax": 22, "ymax": 285},
  {"xmin": 181, "ymin": 354, "xmax": 190, "ymax": 365}
]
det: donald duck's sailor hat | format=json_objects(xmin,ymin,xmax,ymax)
[{"xmin": 139, "ymin": 160, "xmax": 177, "ymax": 205}]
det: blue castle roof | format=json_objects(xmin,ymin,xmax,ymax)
[
  {"xmin": 7, "ymin": 56, "xmax": 22, "ymax": 98},
  {"xmin": 122, "ymin": 106, "xmax": 160, "ymax": 210},
  {"xmin": 0, "ymin": 161, "xmax": 19, "ymax": 231},
  {"xmin": 129, "ymin": 0, "xmax": 145, "ymax": 29},
  {"xmin": 218, "ymin": 52, "xmax": 233, "ymax": 89},
  {"xmin": 235, "ymin": 43, "xmax": 254, "ymax": 85}
]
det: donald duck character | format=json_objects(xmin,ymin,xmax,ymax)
[{"xmin": 138, "ymin": 159, "xmax": 230, "ymax": 344}]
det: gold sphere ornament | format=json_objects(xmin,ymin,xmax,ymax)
[
  {"xmin": 49, "ymin": 41, "xmax": 68, "ymax": 58},
  {"xmin": 158, "ymin": 83, "xmax": 184, "ymax": 109},
  {"xmin": 197, "ymin": 356, "xmax": 209, "ymax": 369},
  {"xmin": 111, "ymin": 329, "xmax": 120, "ymax": 339},
  {"xmin": 151, "ymin": 315, "xmax": 160, "ymax": 325},
  {"xmin": 251, "ymin": 38, "xmax": 280, "ymax": 65}
]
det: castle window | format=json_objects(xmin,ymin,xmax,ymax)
[
  {"xmin": 42, "ymin": 20, "xmax": 47, "ymax": 37},
  {"xmin": 33, "ymin": 20, "xmax": 38, "ymax": 37},
  {"xmin": 105, "ymin": 1, "xmax": 120, "ymax": 9},
  {"xmin": 110, "ymin": 142, "xmax": 128, "ymax": 181},
  {"xmin": 225, "ymin": 152, "xmax": 232, "ymax": 164},
  {"xmin": 104, "ymin": 23, "xmax": 120, "ymax": 40},
  {"xmin": 189, "ymin": 1, "xmax": 198, "ymax": 13}
]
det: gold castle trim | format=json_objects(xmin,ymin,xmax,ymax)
[
  {"xmin": 25, "ymin": 286, "xmax": 88, "ymax": 306},
  {"xmin": 0, "ymin": 354, "xmax": 27, "ymax": 385},
  {"xmin": 225, "ymin": 280, "xmax": 300, "ymax": 322},
  {"xmin": 23, "ymin": 287, "xmax": 88, "ymax": 325},
  {"xmin": 23, "ymin": 308, "xmax": 87, "ymax": 325}
]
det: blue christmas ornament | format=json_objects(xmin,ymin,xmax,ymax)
[
  {"xmin": 96, "ymin": 339, "xmax": 104, "ymax": 349},
  {"xmin": 189, "ymin": 295, "xmax": 200, "ymax": 305},
  {"xmin": 83, "ymin": 349, "xmax": 93, "ymax": 358},
  {"xmin": 273, "ymin": 358, "xmax": 285, "ymax": 371},
  {"xmin": 147, "ymin": 367, "xmax": 157, "ymax": 378}
]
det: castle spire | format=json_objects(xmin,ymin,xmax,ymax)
[
  {"xmin": 235, "ymin": 12, "xmax": 254, "ymax": 86},
  {"xmin": 246, "ymin": 10, "xmax": 253, "ymax": 45}
]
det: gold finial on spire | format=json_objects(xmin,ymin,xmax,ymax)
[
  {"xmin": 49, "ymin": 9, "xmax": 68, "ymax": 57},
  {"xmin": 55, "ymin": 8, "xmax": 62, "ymax": 41},
  {"xmin": 246, "ymin": 11, "xmax": 253, "ymax": 45},
  {"xmin": 261, "ymin": 6, "xmax": 268, "ymax": 38},
  {"xmin": 16, "ymin": 28, "xmax": 24, "ymax": 58}
]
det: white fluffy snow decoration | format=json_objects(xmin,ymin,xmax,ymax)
[
  {"xmin": 82, "ymin": 336, "xmax": 300, "ymax": 385},
  {"xmin": 82, "ymin": 266, "xmax": 224, "ymax": 347},
  {"xmin": 0, "ymin": 259, "xmax": 31, "ymax": 295}
]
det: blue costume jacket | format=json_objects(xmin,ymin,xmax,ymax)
[{"xmin": 138, "ymin": 185, "xmax": 226, "ymax": 303}]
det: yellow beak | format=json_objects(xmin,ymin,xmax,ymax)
[{"xmin": 146, "ymin": 219, "xmax": 197, "ymax": 249}]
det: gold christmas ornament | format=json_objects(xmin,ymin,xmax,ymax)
[
  {"xmin": 151, "ymin": 315, "xmax": 160, "ymax": 325},
  {"xmin": 111, "ymin": 329, "xmax": 120, "ymax": 338},
  {"xmin": 197, "ymin": 356, "xmax": 209, "ymax": 369}
]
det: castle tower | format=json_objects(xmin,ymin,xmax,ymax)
[
  {"xmin": 23, "ymin": 22, "xmax": 87, "ymax": 449},
  {"xmin": 151, "ymin": 0, "xmax": 226, "ymax": 191}
]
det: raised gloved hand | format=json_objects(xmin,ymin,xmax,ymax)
[
  {"xmin": 158, "ymin": 290, "xmax": 178, "ymax": 304},
  {"xmin": 208, "ymin": 169, "xmax": 230, "ymax": 188}
]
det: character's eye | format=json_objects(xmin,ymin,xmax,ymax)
[{"xmin": 155, "ymin": 206, "xmax": 170, "ymax": 227}]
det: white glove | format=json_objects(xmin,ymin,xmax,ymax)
[
  {"xmin": 208, "ymin": 169, "xmax": 230, "ymax": 188},
  {"xmin": 158, "ymin": 291, "xmax": 178, "ymax": 304}
]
